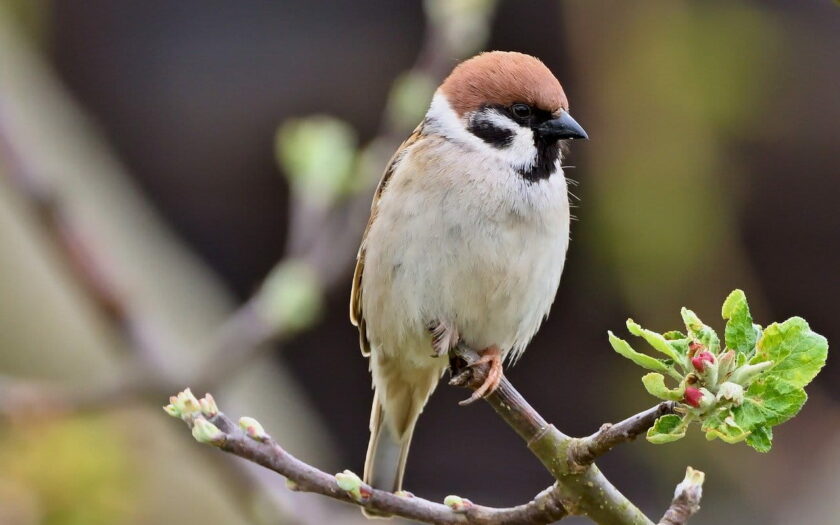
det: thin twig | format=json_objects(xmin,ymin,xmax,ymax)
[
  {"xmin": 658, "ymin": 468, "xmax": 704, "ymax": 525},
  {"xmin": 179, "ymin": 408, "xmax": 567, "ymax": 525},
  {"xmin": 568, "ymin": 402, "xmax": 677, "ymax": 470},
  {"xmin": 450, "ymin": 345, "xmax": 702, "ymax": 525},
  {"xmin": 0, "ymin": 111, "xmax": 167, "ymax": 371},
  {"xmin": 169, "ymin": 357, "xmax": 704, "ymax": 525}
]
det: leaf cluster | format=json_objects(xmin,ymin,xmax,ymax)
[{"xmin": 609, "ymin": 290, "xmax": 828, "ymax": 451}]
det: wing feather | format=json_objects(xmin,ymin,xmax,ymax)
[{"xmin": 350, "ymin": 122, "xmax": 425, "ymax": 356}]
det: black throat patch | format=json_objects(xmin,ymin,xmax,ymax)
[{"xmin": 518, "ymin": 138, "xmax": 562, "ymax": 183}]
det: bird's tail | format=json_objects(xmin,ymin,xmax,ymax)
[
  {"xmin": 363, "ymin": 391, "xmax": 413, "ymax": 498},
  {"xmin": 362, "ymin": 360, "xmax": 441, "ymax": 518}
]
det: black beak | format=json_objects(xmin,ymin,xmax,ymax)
[{"xmin": 536, "ymin": 112, "xmax": 588, "ymax": 141}]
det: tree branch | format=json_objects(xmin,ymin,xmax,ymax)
[
  {"xmin": 168, "ymin": 347, "xmax": 704, "ymax": 525},
  {"xmin": 568, "ymin": 402, "xmax": 677, "ymax": 470},
  {"xmin": 658, "ymin": 467, "xmax": 704, "ymax": 525},
  {"xmin": 450, "ymin": 345, "xmax": 654, "ymax": 525},
  {"xmin": 167, "ymin": 391, "xmax": 568, "ymax": 525}
]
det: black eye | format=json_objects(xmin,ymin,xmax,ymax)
[{"xmin": 511, "ymin": 103, "xmax": 532, "ymax": 119}]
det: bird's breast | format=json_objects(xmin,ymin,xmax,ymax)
[{"xmin": 361, "ymin": 137, "xmax": 570, "ymax": 363}]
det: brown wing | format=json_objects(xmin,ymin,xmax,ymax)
[{"xmin": 350, "ymin": 122, "xmax": 425, "ymax": 357}]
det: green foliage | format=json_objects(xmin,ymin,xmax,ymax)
[
  {"xmin": 608, "ymin": 331, "xmax": 671, "ymax": 374},
  {"xmin": 647, "ymin": 414, "xmax": 686, "ymax": 444},
  {"xmin": 641, "ymin": 372, "xmax": 684, "ymax": 401},
  {"xmin": 722, "ymin": 289, "xmax": 759, "ymax": 356},
  {"xmin": 387, "ymin": 71, "xmax": 436, "ymax": 130},
  {"xmin": 257, "ymin": 261, "xmax": 323, "ymax": 333},
  {"xmin": 275, "ymin": 116, "xmax": 358, "ymax": 206},
  {"xmin": 0, "ymin": 416, "xmax": 135, "ymax": 525},
  {"xmin": 610, "ymin": 290, "xmax": 827, "ymax": 451}
]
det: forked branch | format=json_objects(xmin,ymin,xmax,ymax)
[{"xmin": 167, "ymin": 346, "xmax": 704, "ymax": 525}]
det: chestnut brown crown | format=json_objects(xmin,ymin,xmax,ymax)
[{"xmin": 439, "ymin": 51, "xmax": 569, "ymax": 117}]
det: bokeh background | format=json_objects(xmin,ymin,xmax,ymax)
[{"xmin": 1, "ymin": 1, "xmax": 838, "ymax": 524}]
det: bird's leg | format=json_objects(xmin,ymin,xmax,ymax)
[
  {"xmin": 455, "ymin": 345, "xmax": 504, "ymax": 406},
  {"xmin": 427, "ymin": 320, "xmax": 459, "ymax": 358}
]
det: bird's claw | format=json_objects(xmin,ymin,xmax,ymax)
[{"xmin": 457, "ymin": 346, "xmax": 503, "ymax": 406}]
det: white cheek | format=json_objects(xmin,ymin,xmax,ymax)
[
  {"xmin": 505, "ymin": 126, "xmax": 540, "ymax": 170},
  {"xmin": 475, "ymin": 111, "xmax": 538, "ymax": 169},
  {"xmin": 425, "ymin": 92, "xmax": 565, "ymax": 176}
]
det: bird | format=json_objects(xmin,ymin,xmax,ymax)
[{"xmin": 350, "ymin": 51, "xmax": 587, "ymax": 499}]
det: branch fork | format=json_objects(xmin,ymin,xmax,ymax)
[{"xmin": 166, "ymin": 346, "xmax": 705, "ymax": 525}]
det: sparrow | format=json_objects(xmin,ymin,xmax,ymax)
[{"xmin": 350, "ymin": 51, "xmax": 587, "ymax": 497}]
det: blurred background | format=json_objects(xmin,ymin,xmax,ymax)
[{"xmin": 0, "ymin": 1, "xmax": 838, "ymax": 524}]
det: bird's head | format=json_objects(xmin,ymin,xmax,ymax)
[{"xmin": 427, "ymin": 51, "xmax": 587, "ymax": 181}]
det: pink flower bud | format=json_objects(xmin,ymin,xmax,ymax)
[
  {"xmin": 683, "ymin": 387, "xmax": 704, "ymax": 408},
  {"xmin": 688, "ymin": 341, "xmax": 706, "ymax": 357},
  {"xmin": 691, "ymin": 351, "xmax": 716, "ymax": 373}
]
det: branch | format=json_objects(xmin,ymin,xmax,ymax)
[
  {"xmin": 450, "ymin": 345, "xmax": 702, "ymax": 525},
  {"xmin": 0, "ymin": 0, "xmax": 500, "ymax": 416},
  {"xmin": 0, "ymin": 112, "xmax": 169, "ymax": 372},
  {"xmin": 168, "ymin": 347, "xmax": 704, "ymax": 525},
  {"xmin": 658, "ymin": 468, "xmax": 704, "ymax": 525},
  {"xmin": 568, "ymin": 402, "xmax": 677, "ymax": 470},
  {"xmin": 166, "ymin": 390, "xmax": 568, "ymax": 525}
]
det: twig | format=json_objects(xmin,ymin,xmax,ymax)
[
  {"xmin": 0, "ymin": 0, "xmax": 498, "ymax": 412},
  {"xmin": 568, "ymin": 402, "xmax": 677, "ymax": 470},
  {"xmin": 0, "ymin": 111, "xmax": 168, "ymax": 372},
  {"xmin": 168, "ymin": 394, "xmax": 567, "ymax": 525},
  {"xmin": 450, "ymin": 345, "xmax": 702, "ymax": 525},
  {"xmin": 658, "ymin": 468, "xmax": 704, "ymax": 525},
  {"xmin": 169, "ymin": 347, "xmax": 704, "ymax": 525}
]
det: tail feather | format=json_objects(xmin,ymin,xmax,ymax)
[
  {"xmin": 363, "ymin": 357, "xmax": 443, "ymax": 518},
  {"xmin": 363, "ymin": 392, "xmax": 413, "ymax": 492}
]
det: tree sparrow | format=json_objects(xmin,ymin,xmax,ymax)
[{"xmin": 350, "ymin": 51, "xmax": 587, "ymax": 498}]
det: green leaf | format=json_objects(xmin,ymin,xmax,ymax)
[
  {"xmin": 754, "ymin": 317, "xmax": 828, "ymax": 389},
  {"xmin": 386, "ymin": 71, "xmax": 436, "ymax": 130},
  {"xmin": 641, "ymin": 373, "xmax": 684, "ymax": 401},
  {"xmin": 626, "ymin": 319, "xmax": 681, "ymax": 361},
  {"xmin": 611, "ymin": 291, "xmax": 827, "ymax": 452},
  {"xmin": 721, "ymin": 289, "xmax": 758, "ymax": 356},
  {"xmin": 680, "ymin": 308, "xmax": 721, "ymax": 354},
  {"xmin": 745, "ymin": 426, "xmax": 773, "ymax": 452},
  {"xmin": 647, "ymin": 414, "xmax": 687, "ymax": 444},
  {"xmin": 258, "ymin": 261, "xmax": 323, "ymax": 332},
  {"xmin": 734, "ymin": 376, "xmax": 807, "ymax": 429},
  {"xmin": 608, "ymin": 331, "xmax": 670, "ymax": 373},
  {"xmin": 704, "ymin": 415, "xmax": 750, "ymax": 444},
  {"xmin": 275, "ymin": 116, "xmax": 358, "ymax": 206}
]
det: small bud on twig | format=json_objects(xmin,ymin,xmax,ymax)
[
  {"xmin": 192, "ymin": 417, "xmax": 225, "ymax": 445},
  {"xmin": 163, "ymin": 388, "xmax": 202, "ymax": 420},
  {"xmin": 444, "ymin": 494, "xmax": 473, "ymax": 512},
  {"xmin": 199, "ymin": 393, "xmax": 219, "ymax": 417},
  {"xmin": 239, "ymin": 416, "xmax": 268, "ymax": 441},
  {"xmin": 674, "ymin": 466, "xmax": 705, "ymax": 500},
  {"xmin": 335, "ymin": 470, "xmax": 370, "ymax": 502}
]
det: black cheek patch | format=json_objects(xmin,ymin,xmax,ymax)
[{"xmin": 467, "ymin": 119, "xmax": 515, "ymax": 148}]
